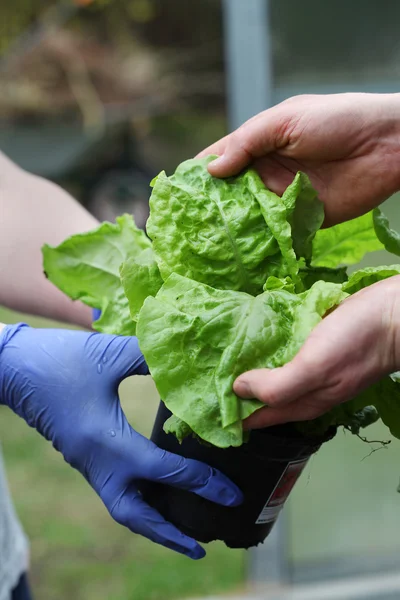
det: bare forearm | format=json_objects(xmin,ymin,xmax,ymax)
[{"xmin": 0, "ymin": 152, "xmax": 99, "ymax": 327}]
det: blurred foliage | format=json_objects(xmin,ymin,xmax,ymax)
[
  {"xmin": 0, "ymin": 0, "xmax": 224, "ymax": 123},
  {"xmin": 0, "ymin": 0, "xmax": 227, "ymax": 223},
  {"xmin": 2, "ymin": 0, "xmax": 400, "ymax": 124}
]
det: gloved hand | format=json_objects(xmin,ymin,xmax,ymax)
[
  {"xmin": 0, "ymin": 324, "xmax": 243, "ymax": 559},
  {"xmin": 92, "ymin": 308, "xmax": 102, "ymax": 322}
]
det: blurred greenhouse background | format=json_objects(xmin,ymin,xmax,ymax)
[{"xmin": 2, "ymin": 1, "xmax": 400, "ymax": 599}]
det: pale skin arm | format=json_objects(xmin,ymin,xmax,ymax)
[{"xmin": 0, "ymin": 152, "xmax": 99, "ymax": 328}]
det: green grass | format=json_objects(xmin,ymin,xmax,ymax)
[{"xmin": 0, "ymin": 307, "xmax": 245, "ymax": 600}]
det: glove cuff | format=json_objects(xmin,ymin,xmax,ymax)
[
  {"xmin": 0, "ymin": 323, "xmax": 29, "ymax": 353},
  {"xmin": 0, "ymin": 323, "xmax": 29, "ymax": 407}
]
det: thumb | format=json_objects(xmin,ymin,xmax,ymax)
[
  {"xmin": 233, "ymin": 360, "xmax": 319, "ymax": 408},
  {"xmin": 106, "ymin": 335, "xmax": 149, "ymax": 381},
  {"xmin": 207, "ymin": 108, "xmax": 287, "ymax": 177}
]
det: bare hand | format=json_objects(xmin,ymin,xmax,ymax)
[
  {"xmin": 199, "ymin": 93, "xmax": 400, "ymax": 227},
  {"xmin": 233, "ymin": 277, "xmax": 400, "ymax": 429}
]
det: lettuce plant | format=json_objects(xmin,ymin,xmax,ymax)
[{"xmin": 43, "ymin": 156, "xmax": 400, "ymax": 447}]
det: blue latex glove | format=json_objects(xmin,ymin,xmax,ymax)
[
  {"xmin": 92, "ymin": 308, "xmax": 102, "ymax": 322},
  {"xmin": 0, "ymin": 324, "xmax": 243, "ymax": 559}
]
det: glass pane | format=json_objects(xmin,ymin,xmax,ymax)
[
  {"xmin": 271, "ymin": 0, "xmax": 400, "ymax": 101},
  {"xmin": 289, "ymin": 419, "xmax": 400, "ymax": 580},
  {"xmin": 273, "ymin": 0, "xmax": 400, "ymax": 579}
]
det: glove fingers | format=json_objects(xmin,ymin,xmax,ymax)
[
  {"xmin": 146, "ymin": 446, "xmax": 243, "ymax": 507},
  {"xmin": 104, "ymin": 336, "xmax": 149, "ymax": 380},
  {"xmin": 108, "ymin": 486, "xmax": 205, "ymax": 560}
]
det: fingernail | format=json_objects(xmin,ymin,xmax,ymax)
[
  {"xmin": 208, "ymin": 155, "xmax": 225, "ymax": 169},
  {"xmin": 234, "ymin": 378, "xmax": 251, "ymax": 398}
]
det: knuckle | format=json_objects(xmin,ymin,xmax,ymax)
[
  {"xmin": 324, "ymin": 379, "xmax": 349, "ymax": 403},
  {"xmin": 274, "ymin": 113, "xmax": 300, "ymax": 148},
  {"xmin": 226, "ymin": 129, "xmax": 255, "ymax": 159},
  {"xmin": 79, "ymin": 422, "xmax": 98, "ymax": 445},
  {"xmin": 110, "ymin": 494, "xmax": 141, "ymax": 532},
  {"xmin": 132, "ymin": 443, "xmax": 169, "ymax": 479},
  {"xmin": 110, "ymin": 503, "xmax": 129, "ymax": 528},
  {"xmin": 155, "ymin": 449, "xmax": 188, "ymax": 480},
  {"xmin": 199, "ymin": 464, "xmax": 214, "ymax": 487},
  {"xmin": 169, "ymin": 453, "xmax": 186, "ymax": 472},
  {"xmin": 184, "ymin": 458, "xmax": 211, "ymax": 485},
  {"xmin": 258, "ymin": 388, "xmax": 281, "ymax": 407},
  {"xmin": 282, "ymin": 94, "xmax": 313, "ymax": 106},
  {"xmin": 295, "ymin": 353, "xmax": 321, "ymax": 384},
  {"xmin": 64, "ymin": 423, "xmax": 98, "ymax": 465},
  {"xmin": 237, "ymin": 134, "xmax": 257, "ymax": 158},
  {"xmin": 300, "ymin": 405, "xmax": 324, "ymax": 421}
]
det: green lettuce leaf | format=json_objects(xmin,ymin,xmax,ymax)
[
  {"xmin": 281, "ymin": 281, "xmax": 348, "ymax": 365},
  {"xmin": 363, "ymin": 378, "xmax": 400, "ymax": 439},
  {"xmin": 147, "ymin": 156, "xmax": 303, "ymax": 295},
  {"xmin": 343, "ymin": 265, "xmax": 400, "ymax": 294},
  {"xmin": 163, "ymin": 415, "xmax": 193, "ymax": 443},
  {"xmin": 137, "ymin": 273, "xmax": 345, "ymax": 447},
  {"xmin": 340, "ymin": 378, "xmax": 400, "ymax": 440},
  {"xmin": 42, "ymin": 157, "xmax": 400, "ymax": 450},
  {"xmin": 263, "ymin": 276, "xmax": 296, "ymax": 293},
  {"xmin": 281, "ymin": 171, "xmax": 324, "ymax": 260},
  {"xmin": 373, "ymin": 207, "xmax": 400, "ymax": 256},
  {"xmin": 120, "ymin": 248, "xmax": 163, "ymax": 322},
  {"xmin": 312, "ymin": 212, "xmax": 384, "ymax": 268},
  {"xmin": 42, "ymin": 215, "xmax": 149, "ymax": 335},
  {"xmin": 299, "ymin": 265, "xmax": 348, "ymax": 290},
  {"xmin": 245, "ymin": 172, "xmax": 301, "ymax": 285}
]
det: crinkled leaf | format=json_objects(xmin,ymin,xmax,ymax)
[
  {"xmin": 42, "ymin": 215, "xmax": 148, "ymax": 335},
  {"xmin": 373, "ymin": 207, "xmax": 400, "ymax": 256},
  {"xmin": 147, "ymin": 156, "xmax": 296, "ymax": 295},
  {"xmin": 137, "ymin": 274, "xmax": 345, "ymax": 447},
  {"xmin": 163, "ymin": 415, "xmax": 193, "ymax": 443},
  {"xmin": 282, "ymin": 281, "xmax": 348, "ymax": 364},
  {"xmin": 343, "ymin": 265, "xmax": 400, "ymax": 295},
  {"xmin": 43, "ymin": 158, "xmax": 400, "ymax": 449},
  {"xmin": 245, "ymin": 172, "xmax": 301, "ymax": 285},
  {"xmin": 263, "ymin": 276, "xmax": 296, "ymax": 293},
  {"xmin": 120, "ymin": 248, "xmax": 163, "ymax": 322},
  {"xmin": 312, "ymin": 212, "xmax": 383, "ymax": 268},
  {"xmin": 282, "ymin": 171, "xmax": 324, "ymax": 260}
]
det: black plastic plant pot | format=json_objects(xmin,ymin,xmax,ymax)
[{"xmin": 141, "ymin": 402, "xmax": 336, "ymax": 549}]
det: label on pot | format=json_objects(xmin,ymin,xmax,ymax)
[{"xmin": 255, "ymin": 457, "xmax": 309, "ymax": 524}]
